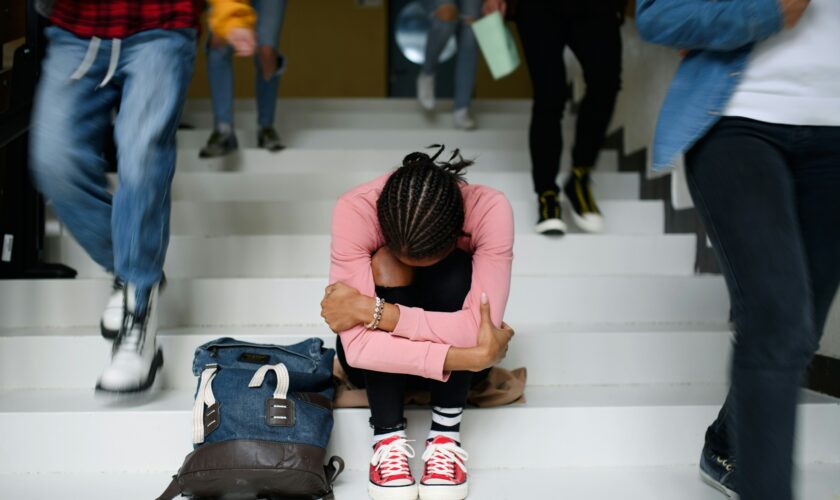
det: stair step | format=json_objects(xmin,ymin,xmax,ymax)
[
  {"xmin": 178, "ymin": 128, "xmax": 538, "ymax": 151},
  {"xmin": 158, "ymin": 199, "xmax": 663, "ymax": 236},
  {"xmin": 107, "ymin": 171, "xmax": 640, "ymax": 202},
  {"xmin": 45, "ymin": 234, "xmax": 697, "ymax": 279},
  {"xmin": 174, "ymin": 148, "xmax": 619, "ymax": 174},
  {"xmin": 182, "ymin": 97, "xmax": 534, "ymax": 115},
  {"xmin": 0, "ymin": 324, "xmax": 731, "ymax": 390},
  {"xmin": 182, "ymin": 110, "xmax": 533, "ymax": 130},
  {"xmin": 1, "ymin": 385, "xmax": 837, "ymax": 473},
  {"xmin": 3, "ymin": 465, "xmax": 840, "ymax": 500},
  {"xmin": 0, "ymin": 276, "xmax": 728, "ymax": 329}
]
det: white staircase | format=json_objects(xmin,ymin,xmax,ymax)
[{"xmin": 1, "ymin": 98, "xmax": 839, "ymax": 499}]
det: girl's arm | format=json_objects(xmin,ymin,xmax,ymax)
[
  {"xmin": 207, "ymin": 0, "xmax": 257, "ymax": 55},
  {"xmin": 329, "ymin": 197, "xmax": 456, "ymax": 381},
  {"xmin": 636, "ymin": 0, "xmax": 783, "ymax": 51},
  {"xmin": 385, "ymin": 192, "xmax": 514, "ymax": 347}
]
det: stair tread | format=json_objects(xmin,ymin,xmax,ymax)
[
  {"xmin": 3, "ymin": 465, "xmax": 840, "ymax": 500},
  {"xmin": 2, "ymin": 384, "xmax": 836, "ymax": 414}
]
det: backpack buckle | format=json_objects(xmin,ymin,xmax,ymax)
[{"xmin": 266, "ymin": 398, "xmax": 295, "ymax": 427}]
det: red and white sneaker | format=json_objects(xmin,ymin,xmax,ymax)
[
  {"xmin": 419, "ymin": 436, "xmax": 469, "ymax": 500},
  {"xmin": 368, "ymin": 435, "xmax": 419, "ymax": 500}
]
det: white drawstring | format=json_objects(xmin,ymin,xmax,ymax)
[
  {"xmin": 70, "ymin": 37, "xmax": 101, "ymax": 81},
  {"xmin": 69, "ymin": 36, "xmax": 122, "ymax": 89},
  {"xmin": 98, "ymin": 38, "xmax": 121, "ymax": 88},
  {"xmin": 192, "ymin": 365, "xmax": 219, "ymax": 444}
]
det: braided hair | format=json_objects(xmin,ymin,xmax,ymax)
[{"xmin": 377, "ymin": 145, "xmax": 473, "ymax": 261}]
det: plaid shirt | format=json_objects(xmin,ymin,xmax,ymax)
[{"xmin": 49, "ymin": 0, "xmax": 203, "ymax": 39}]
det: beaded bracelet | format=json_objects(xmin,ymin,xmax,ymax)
[{"xmin": 365, "ymin": 296, "xmax": 385, "ymax": 330}]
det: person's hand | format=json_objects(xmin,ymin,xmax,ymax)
[
  {"xmin": 473, "ymin": 293, "xmax": 514, "ymax": 370},
  {"xmin": 227, "ymin": 27, "xmax": 257, "ymax": 56},
  {"xmin": 482, "ymin": 0, "xmax": 507, "ymax": 17},
  {"xmin": 321, "ymin": 282, "xmax": 366, "ymax": 333},
  {"xmin": 780, "ymin": 0, "xmax": 810, "ymax": 28}
]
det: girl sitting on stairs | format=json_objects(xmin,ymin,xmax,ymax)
[{"xmin": 320, "ymin": 145, "xmax": 515, "ymax": 500}]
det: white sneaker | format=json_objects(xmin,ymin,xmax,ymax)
[
  {"xmin": 100, "ymin": 279, "xmax": 125, "ymax": 340},
  {"xmin": 96, "ymin": 283, "xmax": 164, "ymax": 394},
  {"xmin": 417, "ymin": 73, "xmax": 436, "ymax": 111},
  {"xmin": 452, "ymin": 108, "xmax": 476, "ymax": 131}
]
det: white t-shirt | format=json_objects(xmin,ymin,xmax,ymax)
[{"xmin": 724, "ymin": 0, "xmax": 840, "ymax": 126}]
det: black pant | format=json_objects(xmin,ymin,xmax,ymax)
[
  {"xmin": 686, "ymin": 117, "xmax": 840, "ymax": 500},
  {"xmin": 516, "ymin": 1, "xmax": 622, "ymax": 195},
  {"xmin": 336, "ymin": 250, "xmax": 487, "ymax": 431}
]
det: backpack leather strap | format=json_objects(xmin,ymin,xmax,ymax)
[{"xmin": 156, "ymin": 476, "xmax": 180, "ymax": 500}]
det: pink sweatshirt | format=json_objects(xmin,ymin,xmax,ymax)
[{"xmin": 329, "ymin": 173, "xmax": 514, "ymax": 382}]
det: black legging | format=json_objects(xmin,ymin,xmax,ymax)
[
  {"xmin": 516, "ymin": 1, "xmax": 623, "ymax": 194},
  {"xmin": 336, "ymin": 250, "xmax": 488, "ymax": 430}
]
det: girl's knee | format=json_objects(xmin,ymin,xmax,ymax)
[{"xmin": 371, "ymin": 247, "xmax": 414, "ymax": 287}]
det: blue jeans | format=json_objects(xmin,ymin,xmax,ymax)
[
  {"xmin": 30, "ymin": 26, "xmax": 196, "ymax": 314},
  {"xmin": 207, "ymin": 0, "xmax": 287, "ymax": 128},
  {"xmin": 422, "ymin": 0, "xmax": 482, "ymax": 111},
  {"xmin": 686, "ymin": 117, "xmax": 840, "ymax": 500}
]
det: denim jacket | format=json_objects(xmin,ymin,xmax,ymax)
[{"xmin": 636, "ymin": 0, "xmax": 785, "ymax": 172}]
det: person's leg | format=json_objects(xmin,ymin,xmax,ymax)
[
  {"xmin": 201, "ymin": 27, "xmax": 238, "ymax": 158},
  {"xmin": 352, "ymin": 252, "xmax": 421, "ymax": 498},
  {"xmin": 515, "ymin": 3, "xmax": 569, "ymax": 234},
  {"xmin": 566, "ymin": 12, "xmax": 622, "ymax": 171},
  {"xmin": 562, "ymin": 11, "xmax": 622, "ymax": 233},
  {"xmin": 112, "ymin": 28, "xmax": 196, "ymax": 315},
  {"xmin": 451, "ymin": 0, "xmax": 481, "ymax": 130},
  {"xmin": 413, "ymin": 250, "xmax": 473, "ymax": 497},
  {"xmin": 253, "ymin": 0, "xmax": 287, "ymax": 135},
  {"xmin": 95, "ymin": 28, "xmax": 196, "ymax": 394},
  {"xmin": 686, "ymin": 118, "xmax": 818, "ymax": 500},
  {"xmin": 29, "ymin": 27, "xmax": 121, "ymax": 274},
  {"xmin": 794, "ymin": 126, "xmax": 840, "ymax": 343},
  {"xmin": 418, "ymin": 0, "xmax": 459, "ymax": 111}
]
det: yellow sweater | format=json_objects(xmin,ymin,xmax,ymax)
[{"xmin": 208, "ymin": 0, "xmax": 257, "ymax": 38}]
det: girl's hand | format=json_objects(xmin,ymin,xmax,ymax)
[
  {"xmin": 482, "ymin": 0, "xmax": 507, "ymax": 17},
  {"xmin": 321, "ymin": 282, "xmax": 368, "ymax": 333},
  {"xmin": 474, "ymin": 292, "xmax": 514, "ymax": 369},
  {"xmin": 226, "ymin": 27, "xmax": 257, "ymax": 56}
]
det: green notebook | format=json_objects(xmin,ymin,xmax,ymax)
[{"xmin": 472, "ymin": 11, "xmax": 521, "ymax": 80}]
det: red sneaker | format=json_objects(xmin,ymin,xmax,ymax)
[
  {"xmin": 419, "ymin": 436, "xmax": 469, "ymax": 500},
  {"xmin": 368, "ymin": 435, "xmax": 419, "ymax": 500}
]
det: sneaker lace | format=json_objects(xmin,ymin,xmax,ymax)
[
  {"xmin": 113, "ymin": 312, "xmax": 147, "ymax": 356},
  {"xmin": 572, "ymin": 167, "xmax": 600, "ymax": 215},
  {"xmin": 715, "ymin": 455, "xmax": 735, "ymax": 472},
  {"xmin": 422, "ymin": 441, "xmax": 469, "ymax": 479},
  {"xmin": 371, "ymin": 439, "xmax": 415, "ymax": 479},
  {"xmin": 539, "ymin": 191, "xmax": 560, "ymax": 219}
]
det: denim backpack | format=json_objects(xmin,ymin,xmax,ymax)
[{"xmin": 157, "ymin": 337, "xmax": 344, "ymax": 500}]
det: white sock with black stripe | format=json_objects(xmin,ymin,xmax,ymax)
[{"xmin": 428, "ymin": 406, "xmax": 463, "ymax": 443}]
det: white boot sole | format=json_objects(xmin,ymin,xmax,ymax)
[
  {"xmin": 535, "ymin": 218, "xmax": 567, "ymax": 235},
  {"xmin": 368, "ymin": 481, "xmax": 419, "ymax": 500},
  {"xmin": 699, "ymin": 469, "xmax": 739, "ymax": 499},
  {"xmin": 95, "ymin": 348, "xmax": 164, "ymax": 396},
  {"xmin": 419, "ymin": 481, "xmax": 468, "ymax": 500}
]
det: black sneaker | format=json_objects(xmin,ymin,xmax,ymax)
[
  {"xmin": 563, "ymin": 167, "xmax": 604, "ymax": 233},
  {"xmin": 199, "ymin": 128, "xmax": 238, "ymax": 158},
  {"xmin": 535, "ymin": 190, "xmax": 567, "ymax": 235},
  {"xmin": 699, "ymin": 443, "xmax": 739, "ymax": 498},
  {"xmin": 258, "ymin": 126, "xmax": 285, "ymax": 152}
]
